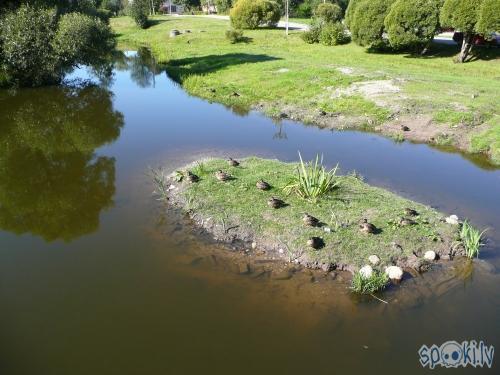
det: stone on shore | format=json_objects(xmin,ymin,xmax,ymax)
[
  {"xmin": 368, "ymin": 255, "xmax": 380, "ymax": 265},
  {"xmin": 385, "ymin": 266, "xmax": 403, "ymax": 281},
  {"xmin": 424, "ymin": 250, "xmax": 436, "ymax": 261},
  {"xmin": 359, "ymin": 265, "xmax": 373, "ymax": 278}
]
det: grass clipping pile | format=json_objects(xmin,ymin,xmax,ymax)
[{"xmin": 162, "ymin": 157, "xmax": 465, "ymax": 277}]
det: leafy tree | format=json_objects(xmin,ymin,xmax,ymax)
[
  {"xmin": 384, "ymin": 0, "xmax": 443, "ymax": 52},
  {"xmin": 0, "ymin": 4, "xmax": 115, "ymax": 86},
  {"xmin": 128, "ymin": 0, "xmax": 149, "ymax": 28},
  {"xmin": 344, "ymin": 0, "xmax": 362, "ymax": 29},
  {"xmin": 349, "ymin": 0, "xmax": 395, "ymax": 49},
  {"xmin": 441, "ymin": 0, "xmax": 499, "ymax": 62},
  {"xmin": 0, "ymin": 85, "xmax": 123, "ymax": 242},
  {"xmin": 215, "ymin": 0, "xmax": 232, "ymax": 13}
]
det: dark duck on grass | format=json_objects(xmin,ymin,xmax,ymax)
[
  {"xmin": 303, "ymin": 213, "xmax": 319, "ymax": 227},
  {"xmin": 307, "ymin": 237, "xmax": 323, "ymax": 249},
  {"xmin": 256, "ymin": 179, "xmax": 271, "ymax": 191},
  {"xmin": 215, "ymin": 170, "xmax": 231, "ymax": 182},
  {"xmin": 359, "ymin": 219, "xmax": 377, "ymax": 234},
  {"xmin": 267, "ymin": 197, "xmax": 285, "ymax": 209},
  {"xmin": 227, "ymin": 158, "xmax": 240, "ymax": 167},
  {"xmin": 186, "ymin": 171, "xmax": 199, "ymax": 183}
]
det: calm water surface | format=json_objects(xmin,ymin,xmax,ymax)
[{"xmin": 0, "ymin": 51, "xmax": 499, "ymax": 374}]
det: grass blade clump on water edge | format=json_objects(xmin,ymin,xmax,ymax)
[
  {"xmin": 460, "ymin": 220, "xmax": 487, "ymax": 258},
  {"xmin": 282, "ymin": 152, "xmax": 339, "ymax": 201},
  {"xmin": 150, "ymin": 167, "xmax": 169, "ymax": 201},
  {"xmin": 351, "ymin": 271, "xmax": 389, "ymax": 294}
]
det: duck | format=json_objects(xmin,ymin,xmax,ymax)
[
  {"xmin": 404, "ymin": 208, "xmax": 418, "ymax": 217},
  {"xmin": 399, "ymin": 217, "xmax": 416, "ymax": 227},
  {"xmin": 267, "ymin": 197, "xmax": 285, "ymax": 209},
  {"xmin": 227, "ymin": 158, "xmax": 240, "ymax": 167},
  {"xmin": 359, "ymin": 219, "xmax": 377, "ymax": 234},
  {"xmin": 256, "ymin": 179, "xmax": 271, "ymax": 191},
  {"xmin": 215, "ymin": 170, "xmax": 231, "ymax": 182},
  {"xmin": 303, "ymin": 213, "xmax": 319, "ymax": 227},
  {"xmin": 307, "ymin": 237, "xmax": 323, "ymax": 249},
  {"xmin": 186, "ymin": 171, "xmax": 199, "ymax": 183}
]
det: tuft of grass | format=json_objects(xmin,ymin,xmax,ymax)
[
  {"xmin": 282, "ymin": 152, "xmax": 338, "ymax": 201},
  {"xmin": 460, "ymin": 220, "xmax": 487, "ymax": 259},
  {"xmin": 151, "ymin": 167, "xmax": 169, "ymax": 201},
  {"xmin": 351, "ymin": 271, "xmax": 389, "ymax": 294}
]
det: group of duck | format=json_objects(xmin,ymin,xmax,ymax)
[{"xmin": 183, "ymin": 158, "xmax": 420, "ymax": 251}]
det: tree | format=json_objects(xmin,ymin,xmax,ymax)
[
  {"xmin": 349, "ymin": 0, "xmax": 395, "ymax": 48},
  {"xmin": 384, "ymin": 0, "xmax": 443, "ymax": 53},
  {"xmin": 345, "ymin": 0, "xmax": 363, "ymax": 29},
  {"xmin": 215, "ymin": 0, "xmax": 232, "ymax": 13},
  {"xmin": 128, "ymin": 0, "xmax": 149, "ymax": 28},
  {"xmin": 440, "ymin": 0, "xmax": 499, "ymax": 62},
  {"xmin": 0, "ymin": 4, "xmax": 115, "ymax": 87},
  {"xmin": 314, "ymin": 2, "xmax": 342, "ymax": 24}
]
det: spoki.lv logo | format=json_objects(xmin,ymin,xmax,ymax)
[{"xmin": 419, "ymin": 340, "xmax": 494, "ymax": 369}]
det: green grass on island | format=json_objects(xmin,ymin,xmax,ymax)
[
  {"xmin": 162, "ymin": 157, "xmax": 462, "ymax": 271},
  {"xmin": 111, "ymin": 16, "xmax": 500, "ymax": 165}
]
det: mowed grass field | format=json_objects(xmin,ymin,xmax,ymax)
[{"xmin": 111, "ymin": 16, "xmax": 500, "ymax": 164}]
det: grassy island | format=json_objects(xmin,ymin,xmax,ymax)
[{"xmin": 159, "ymin": 157, "xmax": 465, "ymax": 276}]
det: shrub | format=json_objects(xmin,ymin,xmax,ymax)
[
  {"xmin": 301, "ymin": 22, "xmax": 322, "ymax": 43},
  {"xmin": 351, "ymin": 270, "xmax": 389, "ymax": 294},
  {"xmin": 0, "ymin": 4, "xmax": 115, "ymax": 87},
  {"xmin": 54, "ymin": 12, "xmax": 115, "ymax": 66},
  {"xmin": 128, "ymin": 0, "xmax": 149, "ymax": 28},
  {"xmin": 384, "ymin": 0, "xmax": 442, "ymax": 52},
  {"xmin": 230, "ymin": 0, "xmax": 280, "ymax": 29},
  {"xmin": 349, "ymin": 0, "xmax": 395, "ymax": 48},
  {"xmin": 314, "ymin": 2, "xmax": 342, "ymax": 23},
  {"xmin": 225, "ymin": 28, "xmax": 244, "ymax": 43},
  {"xmin": 320, "ymin": 22, "xmax": 351, "ymax": 45},
  {"xmin": 295, "ymin": 2, "xmax": 313, "ymax": 18},
  {"xmin": 0, "ymin": 5, "xmax": 60, "ymax": 86}
]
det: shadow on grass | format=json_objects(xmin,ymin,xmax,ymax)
[
  {"xmin": 147, "ymin": 18, "xmax": 172, "ymax": 27},
  {"xmin": 165, "ymin": 53, "xmax": 281, "ymax": 83}
]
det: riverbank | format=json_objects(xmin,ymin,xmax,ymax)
[
  {"xmin": 111, "ymin": 15, "xmax": 500, "ymax": 166},
  {"xmin": 160, "ymin": 157, "xmax": 464, "ymax": 278}
]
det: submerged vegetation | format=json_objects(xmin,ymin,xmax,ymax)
[{"xmin": 460, "ymin": 220, "xmax": 487, "ymax": 258}]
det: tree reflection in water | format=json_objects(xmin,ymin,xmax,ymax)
[{"xmin": 0, "ymin": 84, "xmax": 124, "ymax": 242}]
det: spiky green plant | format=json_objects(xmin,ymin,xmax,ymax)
[
  {"xmin": 282, "ymin": 152, "xmax": 339, "ymax": 201},
  {"xmin": 460, "ymin": 220, "xmax": 487, "ymax": 258},
  {"xmin": 351, "ymin": 270, "xmax": 389, "ymax": 294}
]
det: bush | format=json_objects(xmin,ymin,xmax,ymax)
[
  {"xmin": 349, "ymin": 0, "xmax": 395, "ymax": 48},
  {"xmin": 225, "ymin": 28, "xmax": 244, "ymax": 43},
  {"xmin": 384, "ymin": 0, "xmax": 442, "ymax": 51},
  {"xmin": 314, "ymin": 2, "xmax": 342, "ymax": 23},
  {"xmin": 295, "ymin": 2, "xmax": 313, "ymax": 18},
  {"xmin": 54, "ymin": 12, "xmax": 115, "ymax": 66},
  {"xmin": 128, "ymin": 0, "xmax": 149, "ymax": 28},
  {"xmin": 0, "ymin": 4, "xmax": 115, "ymax": 87},
  {"xmin": 351, "ymin": 270, "xmax": 389, "ymax": 294},
  {"xmin": 230, "ymin": 0, "xmax": 280, "ymax": 30},
  {"xmin": 319, "ymin": 22, "xmax": 351, "ymax": 45},
  {"xmin": 0, "ymin": 5, "xmax": 60, "ymax": 86},
  {"xmin": 301, "ymin": 21, "xmax": 322, "ymax": 43}
]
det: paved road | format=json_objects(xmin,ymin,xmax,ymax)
[{"xmin": 173, "ymin": 14, "xmax": 309, "ymax": 31}]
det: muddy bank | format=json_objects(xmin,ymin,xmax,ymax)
[{"xmin": 159, "ymin": 157, "xmax": 468, "ymax": 284}]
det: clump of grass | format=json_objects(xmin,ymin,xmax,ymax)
[
  {"xmin": 151, "ymin": 167, "xmax": 169, "ymax": 201},
  {"xmin": 351, "ymin": 271, "xmax": 389, "ymax": 294},
  {"xmin": 192, "ymin": 161, "xmax": 208, "ymax": 176},
  {"xmin": 460, "ymin": 220, "xmax": 487, "ymax": 258},
  {"xmin": 282, "ymin": 152, "xmax": 338, "ymax": 201}
]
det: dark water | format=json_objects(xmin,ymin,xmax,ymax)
[{"xmin": 0, "ymin": 50, "xmax": 499, "ymax": 374}]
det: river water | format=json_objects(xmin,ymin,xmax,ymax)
[{"xmin": 0, "ymin": 50, "xmax": 498, "ymax": 374}]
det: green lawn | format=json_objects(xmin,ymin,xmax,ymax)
[
  {"xmin": 165, "ymin": 157, "xmax": 460, "ymax": 270},
  {"xmin": 111, "ymin": 15, "xmax": 500, "ymax": 165}
]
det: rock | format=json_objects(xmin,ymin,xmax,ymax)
[
  {"xmin": 424, "ymin": 250, "xmax": 436, "ymax": 261},
  {"xmin": 324, "ymin": 227, "xmax": 331, "ymax": 233},
  {"xmin": 368, "ymin": 255, "xmax": 380, "ymax": 266},
  {"xmin": 278, "ymin": 248, "xmax": 284, "ymax": 254},
  {"xmin": 169, "ymin": 30, "xmax": 180, "ymax": 38},
  {"xmin": 445, "ymin": 215, "xmax": 459, "ymax": 225},
  {"xmin": 401, "ymin": 125, "xmax": 410, "ymax": 131},
  {"xmin": 279, "ymin": 112, "xmax": 288, "ymax": 119},
  {"xmin": 318, "ymin": 109, "xmax": 327, "ymax": 116},
  {"xmin": 251, "ymin": 241, "xmax": 257, "ymax": 249},
  {"xmin": 184, "ymin": 29, "xmax": 192, "ymax": 33},
  {"xmin": 385, "ymin": 266, "xmax": 403, "ymax": 281},
  {"xmin": 359, "ymin": 265, "xmax": 373, "ymax": 278},
  {"xmin": 322, "ymin": 263, "xmax": 333, "ymax": 272}
]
